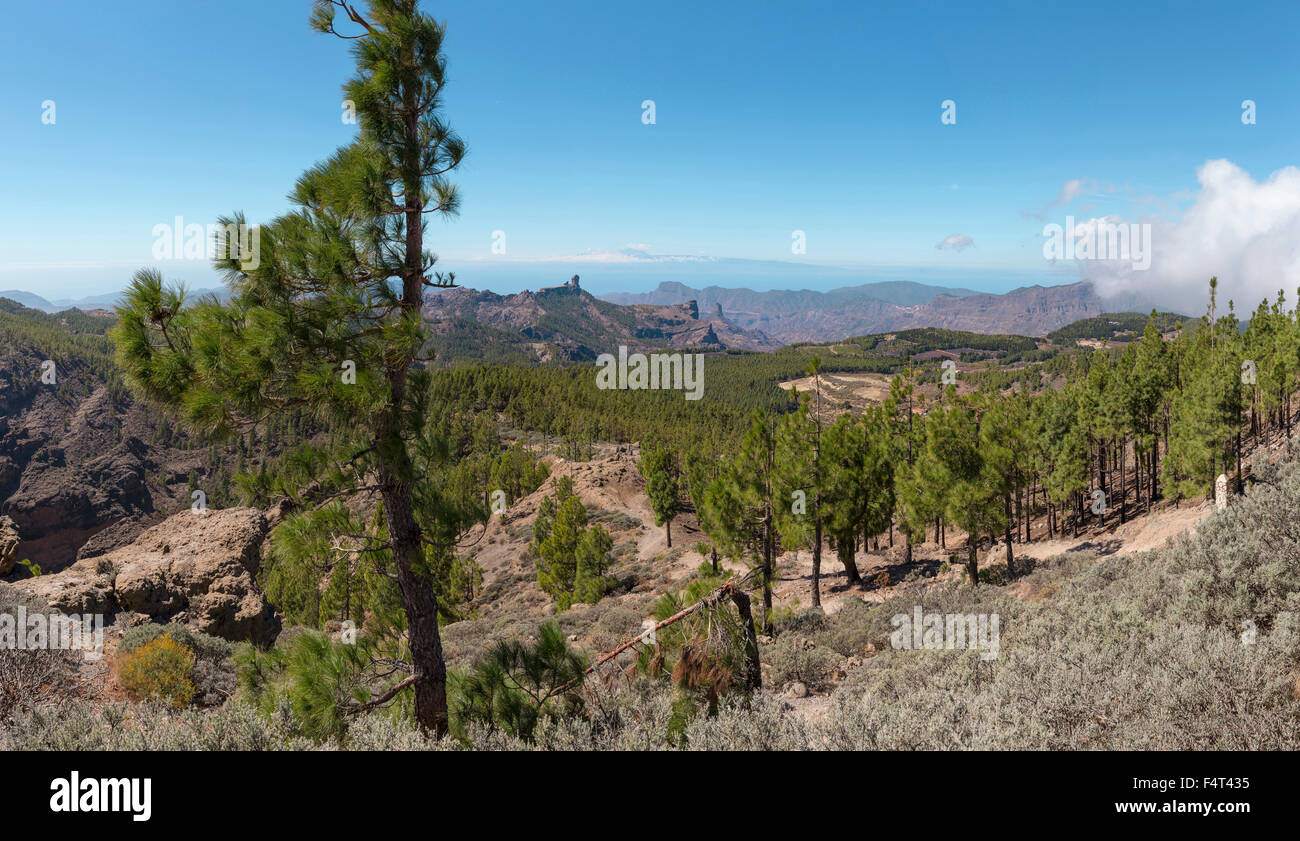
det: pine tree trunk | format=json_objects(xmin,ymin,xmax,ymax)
[
  {"xmin": 1236, "ymin": 425, "xmax": 1242, "ymax": 493},
  {"xmin": 839, "ymin": 534, "xmax": 861, "ymax": 585},
  {"xmin": 379, "ymin": 474, "xmax": 449, "ymax": 737},
  {"xmin": 811, "ymin": 518, "xmax": 822, "ymax": 607},
  {"xmin": 1004, "ymin": 497, "xmax": 1014, "ymax": 577},
  {"xmin": 1138, "ymin": 450, "xmax": 1145, "ymax": 508},
  {"xmin": 729, "ymin": 588, "xmax": 762, "ymax": 690},
  {"xmin": 388, "ymin": 32, "xmax": 450, "ymax": 737},
  {"xmin": 967, "ymin": 539, "xmax": 979, "ymax": 587},
  {"xmin": 665, "ymin": 521, "xmax": 671, "ymax": 548},
  {"xmin": 1022, "ymin": 483, "xmax": 1030, "ymax": 543},
  {"xmin": 762, "ymin": 513, "xmax": 773, "ymax": 633},
  {"xmin": 1119, "ymin": 439, "xmax": 1127, "ymax": 524},
  {"xmin": 1014, "ymin": 486, "xmax": 1022, "ymax": 544},
  {"xmin": 1098, "ymin": 440, "xmax": 1108, "ymax": 500},
  {"xmin": 1151, "ymin": 439, "xmax": 1159, "ymax": 502},
  {"xmin": 1136, "ymin": 449, "xmax": 1143, "ymax": 510}
]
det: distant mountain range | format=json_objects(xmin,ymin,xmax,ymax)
[
  {"xmin": 0, "ymin": 288, "xmax": 227, "ymax": 314},
  {"xmin": 423, "ymin": 275, "xmax": 780, "ymax": 364},
  {"xmin": 602, "ymin": 280, "xmax": 1163, "ymax": 343},
  {"xmin": 3, "ymin": 277, "xmax": 1168, "ymax": 353},
  {"xmin": 604, "ymin": 279, "xmax": 980, "ymax": 310}
]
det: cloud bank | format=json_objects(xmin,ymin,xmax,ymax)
[{"xmin": 1078, "ymin": 160, "xmax": 1300, "ymax": 314}]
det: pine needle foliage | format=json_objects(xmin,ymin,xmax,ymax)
[
  {"xmin": 113, "ymin": 0, "xmax": 471, "ymax": 734},
  {"xmin": 451, "ymin": 622, "xmax": 586, "ymax": 741}
]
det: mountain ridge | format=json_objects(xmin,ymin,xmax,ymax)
[
  {"xmin": 423, "ymin": 275, "xmax": 781, "ymax": 363},
  {"xmin": 602, "ymin": 279, "xmax": 1165, "ymax": 342}
]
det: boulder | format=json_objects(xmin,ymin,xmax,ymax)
[
  {"xmin": 17, "ymin": 555, "xmax": 116, "ymax": 614},
  {"xmin": 0, "ymin": 515, "xmax": 19, "ymax": 576},
  {"xmin": 112, "ymin": 508, "xmax": 279, "ymax": 644},
  {"xmin": 13, "ymin": 507, "xmax": 280, "ymax": 644}
]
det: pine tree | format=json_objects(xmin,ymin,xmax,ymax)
[
  {"xmin": 888, "ymin": 370, "xmax": 922, "ymax": 565},
  {"xmin": 531, "ymin": 477, "xmax": 613, "ymax": 609},
  {"xmin": 1128, "ymin": 313, "xmax": 1172, "ymax": 506},
  {"xmin": 978, "ymin": 391, "xmax": 1027, "ymax": 575},
  {"xmin": 1163, "ymin": 281, "xmax": 1243, "ymax": 500},
  {"xmin": 685, "ymin": 452, "xmax": 725, "ymax": 574},
  {"xmin": 113, "ymin": 0, "xmax": 468, "ymax": 734},
  {"xmin": 638, "ymin": 444, "xmax": 682, "ymax": 547},
  {"xmin": 820, "ymin": 406, "xmax": 894, "ymax": 587},
  {"xmin": 773, "ymin": 375, "xmax": 827, "ymax": 605},
  {"xmin": 922, "ymin": 399, "xmax": 1005, "ymax": 584},
  {"xmin": 705, "ymin": 410, "xmax": 779, "ymax": 632},
  {"xmin": 897, "ymin": 409, "xmax": 944, "ymax": 553}
]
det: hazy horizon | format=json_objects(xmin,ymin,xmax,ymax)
[
  {"xmin": 6, "ymin": 0, "xmax": 1299, "ymax": 314},
  {"xmin": 0, "ymin": 257, "xmax": 1088, "ymax": 307}
]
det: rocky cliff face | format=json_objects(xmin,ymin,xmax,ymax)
[
  {"xmin": 897, "ymin": 284, "xmax": 1113, "ymax": 337},
  {"xmin": 424, "ymin": 283, "xmax": 779, "ymax": 362},
  {"xmin": 0, "ymin": 304, "xmax": 230, "ymax": 570},
  {"xmin": 0, "ymin": 515, "xmax": 18, "ymax": 576},
  {"xmin": 12, "ymin": 507, "xmax": 280, "ymax": 644}
]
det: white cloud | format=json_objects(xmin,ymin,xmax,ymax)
[
  {"xmin": 1079, "ymin": 159, "xmax": 1300, "ymax": 313},
  {"xmin": 1056, "ymin": 178, "xmax": 1090, "ymax": 204},
  {"xmin": 538, "ymin": 248, "xmax": 716, "ymax": 265},
  {"xmin": 1026, "ymin": 177, "xmax": 1102, "ymax": 220},
  {"xmin": 935, "ymin": 234, "xmax": 975, "ymax": 252}
]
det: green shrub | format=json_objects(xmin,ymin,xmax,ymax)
[
  {"xmin": 775, "ymin": 606, "xmax": 827, "ymax": 636},
  {"xmin": 118, "ymin": 636, "xmax": 195, "ymax": 708},
  {"xmin": 119, "ymin": 622, "xmax": 236, "ymax": 706},
  {"xmin": 764, "ymin": 635, "xmax": 838, "ymax": 691},
  {"xmin": 452, "ymin": 622, "xmax": 586, "ymax": 741},
  {"xmin": 816, "ymin": 597, "xmax": 882, "ymax": 657},
  {"xmin": 234, "ymin": 629, "xmax": 377, "ymax": 742}
]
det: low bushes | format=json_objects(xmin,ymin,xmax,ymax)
[
  {"xmin": 117, "ymin": 635, "xmax": 195, "ymax": 708},
  {"xmin": 117, "ymin": 622, "xmax": 236, "ymax": 707}
]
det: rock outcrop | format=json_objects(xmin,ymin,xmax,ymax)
[
  {"xmin": 0, "ymin": 514, "xmax": 19, "ymax": 576},
  {"xmin": 423, "ymin": 282, "xmax": 780, "ymax": 361},
  {"xmin": 12, "ymin": 507, "xmax": 280, "ymax": 644},
  {"xmin": 17, "ymin": 554, "xmax": 116, "ymax": 615},
  {"xmin": 1, "ymin": 303, "xmax": 238, "ymax": 570}
]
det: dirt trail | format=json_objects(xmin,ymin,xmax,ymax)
[
  {"xmin": 767, "ymin": 500, "xmax": 1215, "ymax": 617},
  {"xmin": 471, "ymin": 438, "xmax": 1223, "ymax": 625}
]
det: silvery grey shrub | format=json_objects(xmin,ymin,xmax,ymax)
[{"xmin": 9, "ymin": 443, "xmax": 1300, "ymax": 750}]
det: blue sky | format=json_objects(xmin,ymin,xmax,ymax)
[{"xmin": 2, "ymin": 0, "xmax": 1299, "ymax": 304}]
